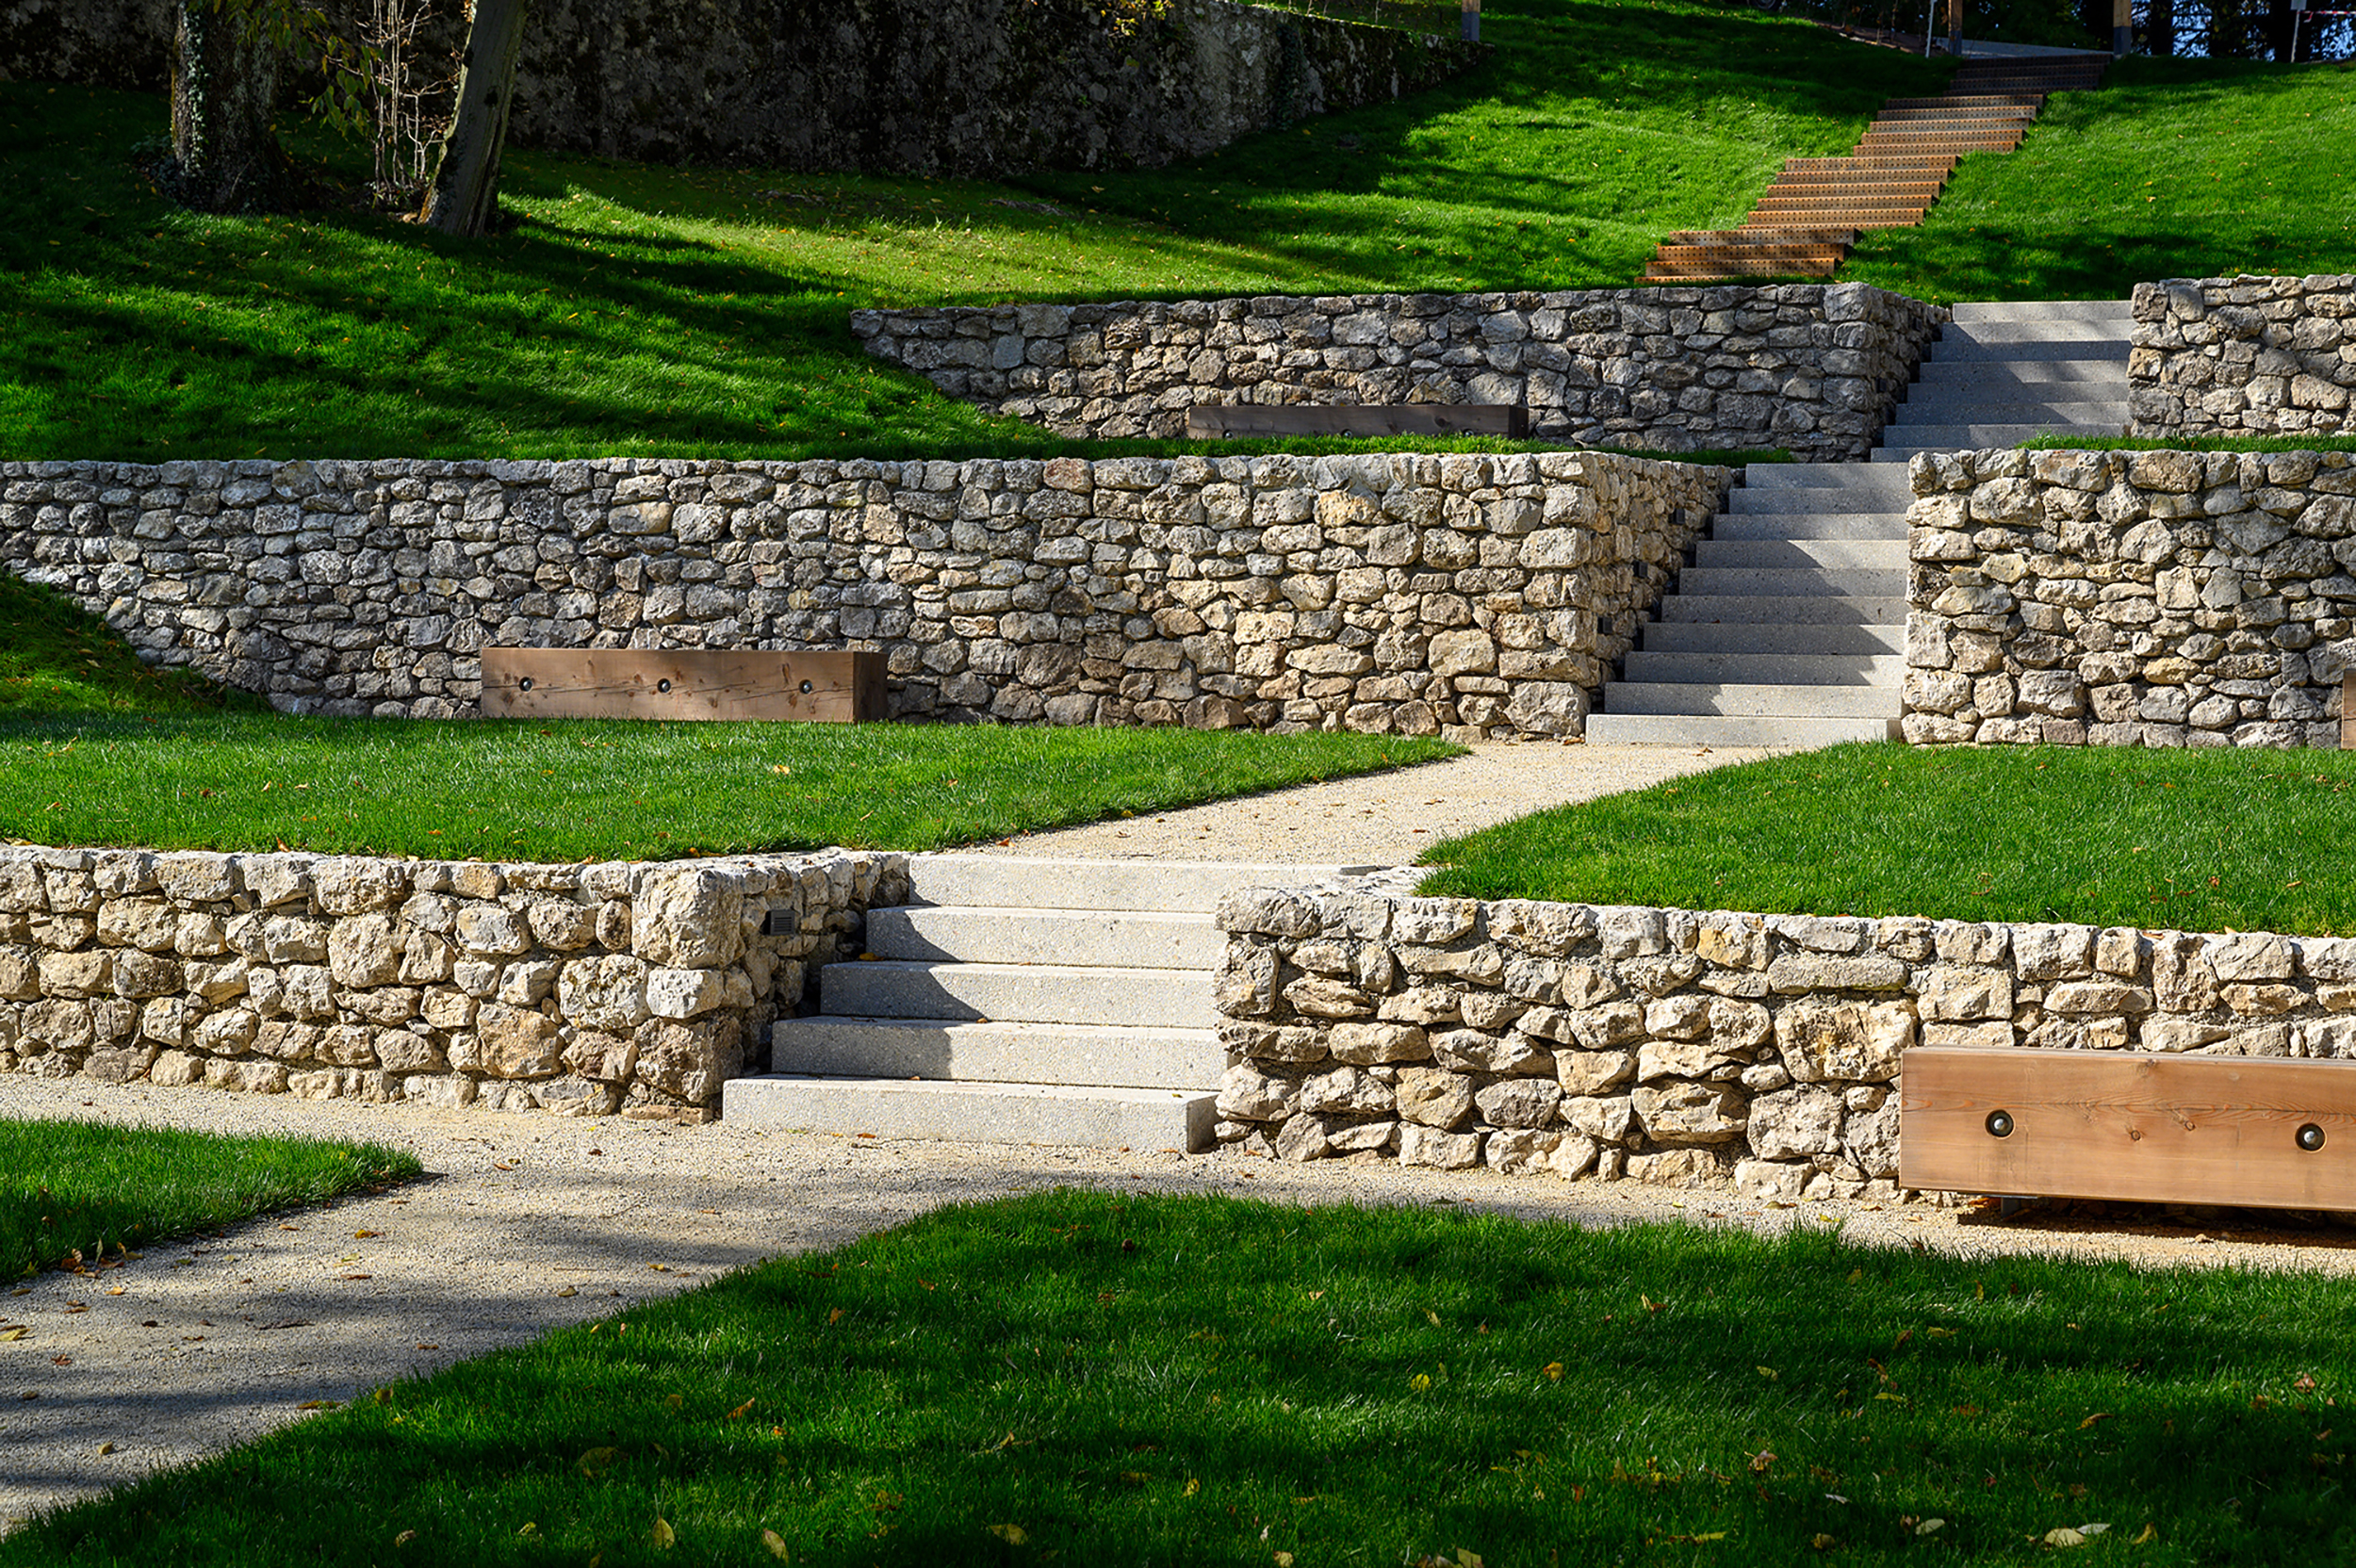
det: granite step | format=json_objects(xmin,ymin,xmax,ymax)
[{"xmin": 723, "ymin": 1076, "xmax": 1219, "ymax": 1152}]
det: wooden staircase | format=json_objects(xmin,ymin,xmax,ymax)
[{"xmin": 1642, "ymin": 53, "xmax": 2108, "ymax": 284}]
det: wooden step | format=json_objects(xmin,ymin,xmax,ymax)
[
  {"xmin": 1885, "ymin": 94, "xmax": 2043, "ymax": 109},
  {"xmin": 1873, "ymin": 105, "xmax": 2037, "ymax": 122},
  {"xmin": 1654, "ymin": 243, "xmax": 1848, "ymax": 264},
  {"xmin": 1665, "ymin": 227, "xmax": 1858, "ymax": 245},
  {"xmin": 1785, "ymin": 155, "xmax": 1957, "ymax": 172}
]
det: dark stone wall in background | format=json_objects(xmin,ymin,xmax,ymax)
[{"xmin": 2, "ymin": 0, "xmax": 1481, "ymax": 174}]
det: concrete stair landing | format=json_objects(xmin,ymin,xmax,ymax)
[
  {"xmin": 1583, "ymin": 298, "xmax": 2132, "ymax": 748},
  {"xmin": 723, "ymin": 857, "xmax": 1376, "ymax": 1151}
]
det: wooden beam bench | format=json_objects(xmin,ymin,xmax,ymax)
[
  {"xmin": 1899, "ymin": 1046, "xmax": 2356, "ymax": 1212},
  {"xmin": 1185, "ymin": 403, "xmax": 1530, "ymax": 440},
  {"xmin": 480, "ymin": 648, "xmax": 885, "ymax": 723}
]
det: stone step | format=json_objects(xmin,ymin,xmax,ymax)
[
  {"xmin": 1914, "ymin": 360, "xmax": 2130, "ymax": 388},
  {"xmin": 866, "ymin": 905, "xmax": 1220, "ymax": 969},
  {"xmin": 1712, "ymin": 511, "xmax": 1908, "ymax": 538},
  {"xmin": 1602, "ymin": 681, "xmax": 1900, "ymax": 718},
  {"xmin": 1581, "ymin": 712, "xmax": 1901, "ymax": 746},
  {"xmin": 722, "ymin": 1075, "xmax": 1219, "ymax": 1152},
  {"xmin": 1948, "ymin": 299, "xmax": 2134, "ymax": 323},
  {"xmin": 1893, "ymin": 398, "xmax": 2129, "ymax": 423},
  {"xmin": 1675, "ymin": 565, "xmax": 1906, "ymax": 596},
  {"xmin": 1941, "ymin": 318, "xmax": 2134, "ymax": 346},
  {"xmin": 1692, "ymin": 536, "xmax": 1908, "ymax": 568},
  {"xmin": 901, "ymin": 854, "xmax": 1373, "ymax": 914},
  {"xmin": 769, "ymin": 1016, "xmax": 1222, "ymax": 1088},
  {"xmin": 820, "ymin": 958, "xmax": 1214, "ymax": 1027},
  {"xmin": 1622, "ymin": 649, "xmax": 1908, "ymax": 685},
  {"xmin": 1870, "ymin": 424, "xmax": 2121, "ymax": 457},
  {"xmin": 1636, "ymin": 621, "xmax": 1908, "ymax": 655},
  {"xmin": 1923, "ymin": 335, "xmax": 2131, "ymax": 364},
  {"xmin": 1742, "ymin": 465, "xmax": 1917, "ymax": 493},
  {"xmin": 1659, "ymin": 594, "xmax": 1907, "ymax": 625}
]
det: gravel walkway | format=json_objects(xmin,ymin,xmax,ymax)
[{"xmin": 8, "ymin": 740, "xmax": 2356, "ymax": 1531}]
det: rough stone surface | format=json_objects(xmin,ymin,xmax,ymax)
[
  {"xmin": 0, "ymin": 0, "xmax": 1480, "ymax": 177},
  {"xmin": 2131, "ymin": 275, "xmax": 2356, "ymax": 441},
  {"xmin": 855, "ymin": 283, "xmax": 1946, "ymax": 460},
  {"xmin": 1902, "ymin": 445, "xmax": 2353, "ymax": 748},
  {"xmin": 1217, "ymin": 879, "xmax": 2348, "ymax": 1194},
  {"xmin": 0, "ymin": 845, "xmax": 903, "ymax": 1116},
  {"xmin": 0, "ymin": 452, "xmax": 1727, "ymax": 742}
]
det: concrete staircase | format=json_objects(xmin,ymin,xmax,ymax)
[
  {"xmin": 1643, "ymin": 53, "xmax": 2107, "ymax": 284},
  {"xmin": 723, "ymin": 857, "xmax": 1375, "ymax": 1151},
  {"xmin": 1582, "ymin": 298, "xmax": 2132, "ymax": 747}
]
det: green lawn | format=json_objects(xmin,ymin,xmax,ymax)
[
  {"xmin": 8, "ymin": 1189, "xmax": 2353, "ymax": 1565},
  {"xmin": 1419, "ymin": 743, "xmax": 2356, "ymax": 936},
  {"xmin": 1, "ymin": 0, "xmax": 1949, "ymax": 464},
  {"xmin": 0, "ymin": 1119, "xmax": 418, "ymax": 1279},
  {"xmin": 0, "ymin": 713, "xmax": 1455, "ymax": 858},
  {"xmin": 0, "ymin": 574, "xmax": 266, "ymax": 718},
  {"xmin": 1845, "ymin": 55, "xmax": 2356, "ymax": 305}
]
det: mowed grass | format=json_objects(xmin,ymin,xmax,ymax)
[
  {"xmin": 9, "ymin": 1190, "xmax": 2356, "ymax": 1566},
  {"xmin": 0, "ymin": 714, "xmax": 1456, "ymax": 858},
  {"xmin": 0, "ymin": 574, "xmax": 267, "ymax": 718},
  {"xmin": 0, "ymin": 1119, "xmax": 418, "ymax": 1279},
  {"xmin": 1420, "ymin": 743, "xmax": 2356, "ymax": 936},
  {"xmin": 1845, "ymin": 56, "xmax": 2356, "ymax": 305},
  {"xmin": 0, "ymin": 0, "xmax": 1949, "ymax": 463}
]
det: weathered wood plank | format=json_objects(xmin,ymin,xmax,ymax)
[
  {"xmin": 1185, "ymin": 404, "xmax": 1530, "ymax": 440},
  {"xmin": 480, "ymin": 648, "xmax": 885, "ymax": 722},
  {"xmin": 1898, "ymin": 1046, "xmax": 2356, "ymax": 1210}
]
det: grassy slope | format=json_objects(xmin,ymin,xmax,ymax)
[
  {"xmin": 0, "ymin": 2, "xmax": 1947, "ymax": 463},
  {"xmin": 0, "ymin": 1120, "xmax": 419, "ymax": 1277},
  {"xmin": 0, "ymin": 574, "xmax": 266, "ymax": 717},
  {"xmin": 9, "ymin": 1190, "xmax": 2356, "ymax": 1566},
  {"xmin": 1419, "ymin": 743, "xmax": 2356, "ymax": 936},
  {"xmin": 0, "ymin": 715, "xmax": 1455, "ymax": 858},
  {"xmin": 1845, "ymin": 56, "xmax": 2356, "ymax": 304}
]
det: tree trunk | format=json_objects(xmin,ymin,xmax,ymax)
[
  {"xmin": 170, "ymin": 0, "xmax": 286, "ymax": 212},
  {"xmin": 2148, "ymin": 0, "xmax": 2176, "ymax": 57},
  {"xmin": 420, "ymin": 0, "xmax": 532, "ymax": 237}
]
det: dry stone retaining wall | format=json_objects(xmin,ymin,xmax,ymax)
[
  {"xmin": 1900, "ymin": 447, "xmax": 2356, "ymax": 748},
  {"xmin": 0, "ymin": 451, "xmax": 1728, "ymax": 741},
  {"xmin": 1, "ymin": 0, "xmax": 1478, "ymax": 177},
  {"xmin": 850, "ymin": 283, "xmax": 1947, "ymax": 462},
  {"xmin": 0, "ymin": 844, "xmax": 904, "ymax": 1119},
  {"xmin": 2130, "ymin": 275, "xmax": 2356, "ymax": 440},
  {"xmin": 1217, "ymin": 880, "xmax": 2356, "ymax": 1198}
]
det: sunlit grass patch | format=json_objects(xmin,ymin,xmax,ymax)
[
  {"xmin": 0, "ymin": 1120, "xmax": 419, "ymax": 1279},
  {"xmin": 7, "ymin": 1189, "xmax": 2350, "ymax": 1565},
  {"xmin": 0, "ymin": 714, "xmax": 1457, "ymax": 858},
  {"xmin": 1419, "ymin": 743, "xmax": 2356, "ymax": 935}
]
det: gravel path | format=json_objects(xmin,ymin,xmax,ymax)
[{"xmin": 8, "ymin": 739, "xmax": 2356, "ymax": 1531}]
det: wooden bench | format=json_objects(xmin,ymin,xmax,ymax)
[
  {"xmin": 480, "ymin": 648, "xmax": 885, "ymax": 723},
  {"xmin": 1185, "ymin": 403, "xmax": 1530, "ymax": 440},
  {"xmin": 1899, "ymin": 1046, "xmax": 2356, "ymax": 1211}
]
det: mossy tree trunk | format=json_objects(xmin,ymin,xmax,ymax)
[
  {"xmin": 420, "ymin": 0, "xmax": 532, "ymax": 237},
  {"xmin": 170, "ymin": 0, "xmax": 288, "ymax": 212}
]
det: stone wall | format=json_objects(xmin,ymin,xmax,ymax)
[
  {"xmin": 851, "ymin": 284, "xmax": 1948, "ymax": 462},
  {"xmin": 0, "ymin": 844, "xmax": 904, "ymax": 1119},
  {"xmin": 1216, "ymin": 879, "xmax": 2356, "ymax": 1199},
  {"xmin": 0, "ymin": 451, "xmax": 1730, "ymax": 741},
  {"xmin": 1900, "ymin": 447, "xmax": 2355, "ymax": 748},
  {"xmin": 2, "ymin": 0, "xmax": 1480, "ymax": 176},
  {"xmin": 2130, "ymin": 275, "xmax": 2356, "ymax": 440}
]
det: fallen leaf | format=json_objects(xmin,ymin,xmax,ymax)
[
  {"xmin": 988, "ymin": 1524, "xmax": 1029, "ymax": 1544},
  {"xmin": 650, "ymin": 1517, "xmax": 676, "ymax": 1549},
  {"xmin": 517, "ymin": 1523, "xmax": 539, "ymax": 1538},
  {"xmin": 1185, "ymin": 1478, "xmax": 1202, "ymax": 1496},
  {"xmin": 2044, "ymin": 1527, "xmax": 2087, "ymax": 1547},
  {"xmin": 1642, "ymin": 1295, "xmax": 1665, "ymax": 1314},
  {"xmin": 1543, "ymin": 1362, "xmax": 1563, "ymax": 1381},
  {"xmin": 394, "ymin": 1530, "xmax": 417, "ymax": 1546},
  {"xmin": 1455, "ymin": 1551, "xmax": 1485, "ymax": 1568},
  {"xmin": 2079, "ymin": 1524, "xmax": 2111, "ymax": 1537},
  {"xmin": 1757, "ymin": 1365, "xmax": 1779, "ymax": 1380},
  {"xmin": 2132, "ymin": 1524, "xmax": 2158, "ymax": 1544},
  {"xmin": 578, "ymin": 1446, "xmax": 624, "ymax": 1478},
  {"xmin": 0, "ymin": 1328, "xmax": 26, "ymax": 1343},
  {"xmin": 296, "ymin": 1399, "xmax": 341, "ymax": 1411},
  {"xmin": 1811, "ymin": 1535, "xmax": 1838, "ymax": 1551},
  {"xmin": 664, "ymin": 1393, "xmax": 684, "ymax": 1410},
  {"xmin": 1915, "ymin": 1518, "xmax": 1946, "ymax": 1536},
  {"xmin": 1426, "ymin": 1309, "xmax": 1442, "ymax": 1327},
  {"xmin": 761, "ymin": 1527, "xmax": 791, "ymax": 1560},
  {"xmin": 95, "ymin": 1442, "xmax": 114, "ymax": 1456},
  {"xmin": 729, "ymin": 1398, "xmax": 757, "ymax": 1420},
  {"xmin": 1411, "ymin": 1374, "xmax": 1432, "ymax": 1392},
  {"xmin": 826, "ymin": 1307, "xmax": 844, "ymax": 1326},
  {"xmin": 1748, "ymin": 1450, "xmax": 1775, "ymax": 1474},
  {"xmin": 1927, "ymin": 1327, "xmax": 1956, "ymax": 1339},
  {"xmin": 2079, "ymin": 1413, "xmax": 2113, "ymax": 1429},
  {"xmin": 353, "ymin": 1230, "xmax": 381, "ymax": 1239},
  {"xmin": 1275, "ymin": 1554, "xmax": 1295, "ymax": 1567},
  {"xmin": 558, "ymin": 1287, "xmax": 578, "ymax": 1298}
]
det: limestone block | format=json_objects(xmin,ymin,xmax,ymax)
[
  {"xmin": 477, "ymin": 1002, "xmax": 564, "ymax": 1079},
  {"xmin": 1626, "ymin": 1148, "xmax": 1723, "ymax": 1186},
  {"xmin": 557, "ymin": 955, "xmax": 652, "ymax": 1031},
  {"xmin": 632, "ymin": 1017, "xmax": 737, "ymax": 1103},
  {"xmin": 1327, "ymin": 1021, "xmax": 1429, "ymax": 1064},
  {"xmin": 1274, "ymin": 1113, "xmax": 1330, "ymax": 1162},
  {"xmin": 1775, "ymin": 997, "xmax": 1916, "ymax": 1083},
  {"xmin": 1429, "ymin": 1026, "xmax": 1548, "ymax": 1075},
  {"xmin": 455, "ymin": 903, "xmax": 531, "ymax": 957},
  {"xmin": 327, "ymin": 913, "xmax": 401, "ymax": 988},
  {"xmin": 1394, "ymin": 1065, "xmax": 1476, "ymax": 1129},
  {"xmin": 312, "ymin": 858, "xmax": 409, "ymax": 915},
  {"xmin": 1398, "ymin": 1123, "xmax": 1483, "ymax": 1170},
  {"xmin": 1300, "ymin": 1064, "xmax": 1395, "ymax": 1117},
  {"xmin": 632, "ymin": 868, "xmax": 746, "ymax": 969},
  {"xmin": 1474, "ymin": 1076, "xmax": 1562, "ymax": 1129},
  {"xmin": 1749, "ymin": 1084, "xmax": 1844, "ymax": 1160},
  {"xmin": 1554, "ymin": 1049, "xmax": 1634, "ymax": 1096},
  {"xmin": 1483, "ymin": 1128, "xmax": 1569, "ymax": 1176},
  {"xmin": 1630, "ymin": 1080, "xmax": 1746, "ymax": 1143},
  {"xmin": 1217, "ymin": 1062, "xmax": 1295, "ymax": 1122},
  {"xmin": 646, "ymin": 966, "xmax": 728, "ymax": 1020},
  {"xmin": 1561, "ymin": 1093, "xmax": 1634, "ymax": 1142}
]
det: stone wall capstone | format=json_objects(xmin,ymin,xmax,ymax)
[
  {"xmin": 2130, "ymin": 274, "xmax": 2356, "ymax": 440},
  {"xmin": 1217, "ymin": 877, "xmax": 2356, "ymax": 1198},
  {"xmin": 0, "ymin": 0, "xmax": 1481, "ymax": 176},
  {"xmin": 0, "ymin": 451, "xmax": 1730, "ymax": 741},
  {"xmin": 0, "ymin": 844, "xmax": 904, "ymax": 1119},
  {"xmin": 1900, "ymin": 447, "xmax": 2355, "ymax": 748},
  {"xmin": 851, "ymin": 284, "xmax": 1948, "ymax": 462}
]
